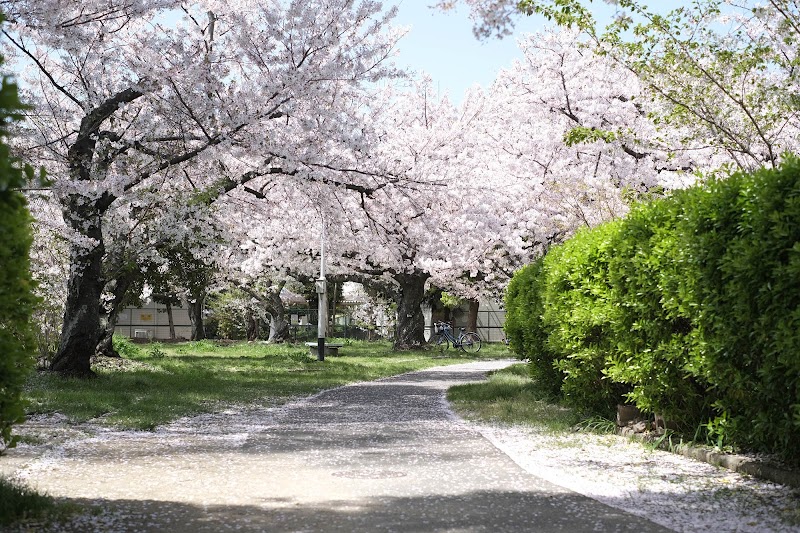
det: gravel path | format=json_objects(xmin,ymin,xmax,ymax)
[{"xmin": 2, "ymin": 360, "xmax": 798, "ymax": 532}]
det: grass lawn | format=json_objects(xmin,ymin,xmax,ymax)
[
  {"xmin": 23, "ymin": 337, "xmax": 513, "ymax": 431},
  {"xmin": 0, "ymin": 476, "xmax": 79, "ymax": 529},
  {"xmin": 7, "ymin": 338, "xmax": 511, "ymax": 528}
]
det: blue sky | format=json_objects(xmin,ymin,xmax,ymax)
[
  {"xmin": 389, "ymin": 1, "xmax": 682, "ymax": 101},
  {"xmin": 388, "ymin": 2, "xmax": 601, "ymax": 100}
]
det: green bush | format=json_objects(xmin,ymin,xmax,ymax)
[
  {"xmin": 604, "ymin": 196, "xmax": 710, "ymax": 430},
  {"xmin": 540, "ymin": 221, "xmax": 629, "ymax": 417},
  {"xmin": 504, "ymin": 259, "xmax": 563, "ymax": 398},
  {"xmin": 0, "ymin": 58, "xmax": 37, "ymax": 451},
  {"xmin": 679, "ymin": 161, "xmax": 800, "ymax": 455},
  {"xmin": 112, "ymin": 335, "xmax": 141, "ymax": 358},
  {"xmin": 206, "ymin": 291, "xmax": 248, "ymax": 340},
  {"xmin": 508, "ymin": 157, "xmax": 800, "ymax": 462}
]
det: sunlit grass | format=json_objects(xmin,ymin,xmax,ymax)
[
  {"xmin": 0, "ymin": 476, "xmax": 76, "ymax": 528},
  {"xmin": 24, "ymin": 338, "xmax": 512, "ymax": 431},
  {"xmin": 447, "ymin": 363, "xmax": 586, "ymax": 433}
]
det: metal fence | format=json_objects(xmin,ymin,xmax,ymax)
[
  {"xmin": 288, "ymin": 323, "xmax": 391, "ymax": 343},
  {"xmin": 286, "ymin": 308, "xmax": 392, "ymax": 342},
  {"xmin": 118, "ymin": 304, "xmax": 507, "ymax": 343},
  {"xmin": 425, "ymin": 309, "xmax": 506, "ymax": 343},
  {"xmin": 476, "ymin": 309, "xmax": 507, "ymax": 343},
  {"xmin": 291, "ymin": 308, "xmax": 507, "ymax": 343}
]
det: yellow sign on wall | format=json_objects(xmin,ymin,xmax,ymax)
[{"xmin": 140, "ymin": 313, "xmax": 153, "ymax": 322}]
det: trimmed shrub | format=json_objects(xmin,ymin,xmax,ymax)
[
  {"xmin": 604, "ymin": 196, "xmax": 710, "ymax": 431},
  {"xmin": 680, "ymin": 161, "xmax": 800, "ymax": 455},
  {"xmin": 0, "ymin": 62, "xmax": 37, "ymax": 451},
  {"xmin": 504, "ymin": 258, "xmax": 563, "ymax": 398},
  {"xmin": 508, "ymin": 157, "xmax": 800, "ymax": 462},
  {"xmin": 540, "ymin": 221, "xmax": 629, "ymax": 417}
]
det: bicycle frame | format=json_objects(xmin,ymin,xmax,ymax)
[
  {"xmin": 436, "ymin": 323, "xmax": 459, "ymax": 345},
  {"xmin": 433, "ymin": 322, "xmax": 481, "ymax": 353}
]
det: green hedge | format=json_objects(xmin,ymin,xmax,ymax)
[
  {"xmin": 504, "ymin": 258, "xmax": 562, "ymax": 399},
  {"xmin": 685, "ymin": 163, "xmax": 800, "ymax": 454},
  {"xmin": 505, "ymin": 157, "xmax": 800, "ymax": 462},
  {"xmin": 541, "ymin": 221, "xmax": 629, "ymax": 415},
  {"xmin": 0, "ymin": 60, "xmax": 36, "ymax": 451},
  {"xmin": 604, "ymin": 196, "xmax": 710, "ymax": 431}
]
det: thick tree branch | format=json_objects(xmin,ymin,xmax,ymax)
[{"xmin": 68, "ymin": 86, "xmax": 144, "ymax": 192}]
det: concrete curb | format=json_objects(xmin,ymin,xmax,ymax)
[
  {"xmin": 627, "ymin": 432, "xmax": 800, "ymax": 489},
  {"xmin": 669, "ymin": 443, "xmax": 800, "ymax": 489}
]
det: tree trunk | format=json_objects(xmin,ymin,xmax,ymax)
[
  {"xmin": 241, "ymin": 281, "xmax": 290, "ymax": 343},
  {"xmin": 51, "ymin": 87, "xmax": 144, "ymax": 376},
  {"xmin": 188, "ymin": 290, "xmax": 207, "ymax": 341},
  {"xmin": 393, "ymin": 272, "xmax": 429, "ymax": 350},
  {"xmin": 50, "ymin": 201, "xmax": 105, "ymax": 377},
  {"xmin": 467, "ymin": 299, "xmax": 479, "ymax": 333},
  {"xmin": 246, "ymin": 309, "xmax": 259, "ymax": 341},
  {"xmin": 95, "ymin": 318, "xmax": 120, "ymax": 358},
  {"xmin": 264, "ymin": 284, "xmax": 289, "ymax": 342},
  {"xmin": 268, "ymin": 314, "xmax": 289, "ymax": 342},
  {"xmin": 166, "ymin": 302, "xmax": 176, "ymax": 340},
  {"xmin": 331, "ymin": 282, "xmax": 338, "ymax": 338},
  {"xmin": 96, "ymin": 272, "xmax": 137, "ymax": 358}
]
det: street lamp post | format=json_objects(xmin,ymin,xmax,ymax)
[{"xmin": 316, "ymin": 218, "xmax": 327, "ymax": 361}]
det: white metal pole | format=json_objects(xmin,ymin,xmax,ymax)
[{"xmin": 317, "ymin": 216, "xmax": 327, "ymax": 361}]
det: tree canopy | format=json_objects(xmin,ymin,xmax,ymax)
[{"xmin": 6, "ymin": 0, "xmax": 798, "ymax": 366}]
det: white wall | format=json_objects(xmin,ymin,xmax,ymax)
[{"xmin": 116, "ymin": 300, "xmax": 192, "ymax": 340}]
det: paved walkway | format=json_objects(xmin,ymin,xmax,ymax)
[{"xmin": 6, "ymin": 361, "xmax": 670, "ymax": 532}]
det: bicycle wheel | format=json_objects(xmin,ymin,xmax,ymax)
[
  {"xmin": 435, "ymin": 333, "xmax": 449, "ymax": 351},
  {"xmin": 459, "ymin": 332, "xmax": 482, "ymax": 353}
]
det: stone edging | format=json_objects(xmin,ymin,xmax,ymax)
[
  {"xmin": 670, "ymin": 443, "xmax": 800, "ymax": 489},
  {"xmin": 625, "ymin": 431, "xmax": 800, "ymax": 489}
]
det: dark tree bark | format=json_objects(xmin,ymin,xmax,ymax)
[
  {"xmin": 267, "ymin": 313, "xmax": 289, "ymax": 342},
  {"xmin": 49, "ymin": 88, "xmax": 144, "ymax": 376},
  {"xmin": 95, "ymin": 329, "xmax": 117, "ymax": 359},
  {"xmin": 467, "ymin": 299, "xmax": 479, "ymax": 333},
  {"xmin": 95, "ymin": 313, "xmax": 120, "ymax": 358},
  {"xmin": 96, "ymin": 270, "xmax": 139, "ymax": 358},
  {"xmin": 392, "ymin": 271, "xmax": 430, "ymax": 350},
  {"xmin": 246, "ymin": 309, "xmax": 259, "ymax": 341},
  {"xmin": 240, "ymin": 281, "xmax": 290, "ymax": 343},
  {"xmin": 50, "ymin": 200, "xmax": 106, "ymax": 377},
  {"xmin": 264, "ymin": 283, "xmax": 290, "ymax": 342},
  {"xmin": 188, "ymin": 289, "xmax": 207, "ymax": 341},
  {"xmin": 166, "ymin": 302, "xmax": 176, "ymax": 340}
]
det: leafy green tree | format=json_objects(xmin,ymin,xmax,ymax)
[
  {"xmin": 0, "ymin": 52, "xmax": 38, "ymax": 451},
  {"xmin": 596, "ymin": 0, "xmax": 799, "ymax": 170},
  {"xmin": 452, "ymin": 0, "xmax": 800, "ymax": 171}
]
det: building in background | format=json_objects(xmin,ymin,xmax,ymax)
[
  {"xmin": 117, "ymin": 289, "xmax": 506, "ymax": 343},
  {"xmin": 116, "ymin": 300, "xmax": 192, "ymax": 341},
  {"xmin": 424, "ymin": 299, "xmax": 506, "ymax": 343}
]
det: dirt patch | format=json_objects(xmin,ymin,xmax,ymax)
[{"xmin": 89, "ymin": 355, "xmax": 163, "ymax": 373}]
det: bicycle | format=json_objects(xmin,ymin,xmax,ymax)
[{"xmin": 432, "ymin": 321, "xmax": 482, "ymax": 353}]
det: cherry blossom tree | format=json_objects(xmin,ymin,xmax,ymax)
[
  {"xmin": 440, "ymin": 0, "xmax": 800, "ymax": 170},
  {"xmin": 479, "ymin": 28, "xmax": 706, "ymax": 230},
  {"xmin": 217, "ymin": 246, "xmax": 295, "ymax": 343},
  {"xmin": 221, "ymin": 79, "xmax": 534, "ymax": 348},
  {"xmin": 26, "ymin": 194, "xmax": 69, "ymax": 360},
  {"xmin": 4, "ymin": 0, "xmax": 404, "ymax": 375},
  {"xmin": 344, "ymin": 282, "xmax": 394, "ymax": 340},
  {"xmin": 319, "ymin": 81, "xmax": 517, "ymax": 348},
  {"xmin": 225, "ymin": 65, "xmax": 665, "ymax": 348}
]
